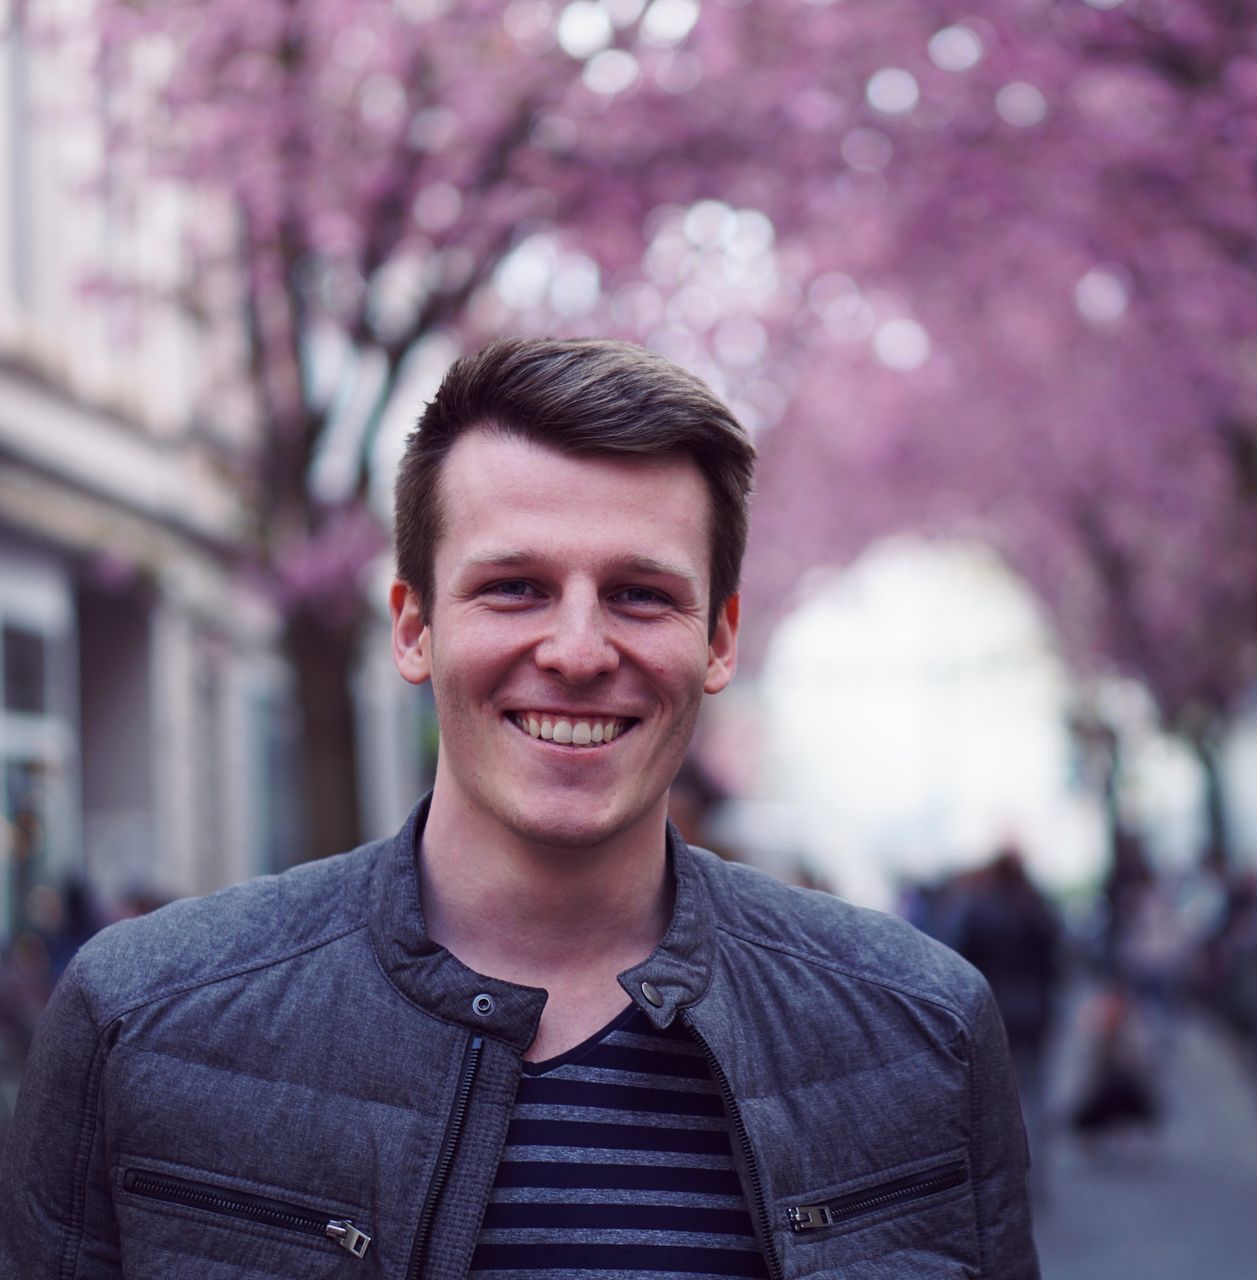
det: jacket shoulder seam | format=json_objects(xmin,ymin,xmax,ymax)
[
  {"xmin": 92, "ymin": 920, "xmax": 369, "ymax": 1025},
  {"xmin": 62, "ymin": 978, "xmax": 109, "ymax": 1280},
  {"xmin": 970, "ymin": 1025, "xmax": 988, "ymax": 1276},
  {"xmin": 713, "ymin": 920, "xmax": 973, "ymax": 1027}
]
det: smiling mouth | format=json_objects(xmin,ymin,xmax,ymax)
[{"xmin": 507, "ymin": 712, "xmax": 636, "ymax": 747}]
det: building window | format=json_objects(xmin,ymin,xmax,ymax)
[
  {"xmin": 3, "ymin": 623, "xmax": 46, "ymax": 714},
  {"xmin": 0, "ymin": 564, "xmax": 74, "ymax": 944}
]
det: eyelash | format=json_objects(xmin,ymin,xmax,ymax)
[
  {"xmin": 486, "ymin": 580, "xmax": 533, "ymax": 598},
  {"xmin": 481, "ymin": 582, "xmax": 672, "ymax": 610},
  {"xmin": 613, "ymin": 587, "xmax": 670, "ymax": 608}
]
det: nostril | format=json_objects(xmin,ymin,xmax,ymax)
[{"xmin": 535, "ymin": 632, "xmax": 620, "ymax": 679}]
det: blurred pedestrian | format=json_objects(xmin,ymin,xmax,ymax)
[
  {"xmin": 0, "ymin": 931, "xmax": 53, "ymax": 1146},
  {"xmin": 1205, "ymin": 872, "xmax": 1257, "ymax": 1054},
  {"xmin": 45, "ymin": 878, "xmax": 103, "ymax": 982},
  {"xmin": 1112, "ymin": 861, "xmax": 1190, "ymax": 1064},
  {"xmin": 1069, "ymin": 983, "xmax": 1160, "ymax": 1141},
  {"xmin": 951, "ymin": 845, "xmax": 1062, "ymax": 1172}
]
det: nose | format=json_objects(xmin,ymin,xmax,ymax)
[{"xmin": 533, "ymin": 588, "xmax": 619, "ymax": 684}]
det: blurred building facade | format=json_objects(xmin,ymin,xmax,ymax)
[
  {"xmin": 0, "ymin": 6, "xmax": 424, "ymax": 938},
  {"xmin": 1, "ymin": 15, "xmax": 258, "ymax": 932}
]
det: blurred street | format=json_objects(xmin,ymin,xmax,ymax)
[{"xmin": 1035, "ymin": 992, "xmax": 1257, "ymax": 1279}]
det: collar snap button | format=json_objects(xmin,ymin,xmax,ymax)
[
  {"xmin": 641, "ymin": 981, "xmax": 664, "ymax": 1008},
  {"xmin": 471, "ymin": 993, "xmax": 495, "ymax": 1016}
]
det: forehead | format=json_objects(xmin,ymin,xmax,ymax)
[{"xmin": 434, "ymin": 429, "xmax": 712, "ymax": 574}]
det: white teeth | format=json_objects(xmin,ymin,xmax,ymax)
[{"xmin": 514, "ymin": 713, "xmax": 629, "ymax": 746}]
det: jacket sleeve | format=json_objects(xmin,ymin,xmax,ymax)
[
  {"xmin": 966, "ymin": 976, "xmax": 1041, "ymax": 1279},
  {"xmin": 0, "ymin": 959, "xmax": 122, "ymax": 1278}
]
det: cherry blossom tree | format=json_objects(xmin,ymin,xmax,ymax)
[
  {"xmin": 86, "ymin": 0, "xmax": 804, "ymax": 858},
  {"xmin": 85, "ymin": 0, "xmax": 1257, "ymax": 861},
  {"xmin": 745, "ymin": 0, "xmax": 1257, "ymax": 859}
]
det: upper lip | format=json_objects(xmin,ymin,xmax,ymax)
[{"xmin": 505, "ymin": 707, "xmax": 637, "ymax": 719}]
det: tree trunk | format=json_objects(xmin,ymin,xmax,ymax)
[
  {"xmin": 1192, "ymin": 734, "xmax": 1231, "ymax": 865},
  {"xmin": 1069, "ymin": 707, "xmax": 1124, "ymax": 870},
  {"xmin": 285, "ymin": 610, "xmax": 363, "ymax": 863}
]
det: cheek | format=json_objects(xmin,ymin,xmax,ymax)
[
  {"xmin": 649, "ymin": 647, "xmax": 712, "ymax": 693},
  {"xmin": 426, "ymin": 628, "xmax": 529, "ymax": 721}
]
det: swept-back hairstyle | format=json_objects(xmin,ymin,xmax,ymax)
[{"xmin": 394, "ymin": 338, "xmax": 756, "ymax": 633}]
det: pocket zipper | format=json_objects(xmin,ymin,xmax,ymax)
[
  {"xmin": 788, "ymin": 1160, "xmax": 967, "ymax": 1233},
  {"xmin": 122, "ymin": 1168, "xmax": 372, "ymax": 1258}
]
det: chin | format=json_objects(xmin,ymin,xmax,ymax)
[{"xmin": 502, "ymin": 796, "xmax": 654, "ymax": 853}]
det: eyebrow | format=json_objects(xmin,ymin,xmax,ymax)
[{"xmin": 457, "ymin": 549, "xmax": 701, "ymax": 587}]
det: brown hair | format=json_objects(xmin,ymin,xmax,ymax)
[{"xmin": 394, "ymin": 337, "xmax": 756, "ymax": 633}]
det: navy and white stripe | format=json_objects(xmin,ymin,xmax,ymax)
[{"xmin": 470, "ymin": 1005, "xmax": 769, "ymax": 1278}]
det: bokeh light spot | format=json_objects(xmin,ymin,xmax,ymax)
[
  {"xmin": 729, "ymin": 209, "xmax": 775, "ymax": 256},
  {"xmin": 996, "ymin": 82, "xmax": 1048, "ymax": 127},
  {"xmin": 504, "ymin": 0, "xmax": 558, "ymax": 53},
  {"xmin": 413, "ymin": 182, "xmax": 463, "ymax": 233},
  {"xmin": 928, "ymin": 25, "xmax": 983, "ymax": 73},
  {"xmin": 549, "ymin": 253, "xmax": 601, "ymax": 315},
  {"xmin": 531, "ymin": 113, "xmax": 580, "ymax": 151},
  {"xmin": 683, "ymin": 199, "xmax": 736, "ymax": 247},
  {"xmin": 866, "ymin": 68, "xmax": 920, "ymax": 115},
  {"xmin": 557, "ymin": 1, "xmax": 613, "ymax": 58},
  {"xmin": 602, "ymin": 0, "xmax": 647, "ymax": 26},
  {"xmin": 822, "ymin": 293, "xmax": 875, "ymax": 343},
  {"xmin": 641, "ymin": 0, "xmax": 700, "ymax": 46},
  {"xmin": 874, "ymin": 317, "xmax": 931, "ymax": 370},
  {"xmin": 583, "ymin": 48, "xmax": 639, "ymax": 94},
  {"xmin": 494, "ymin": 237, "xmax": 556, "ymax": 309},
  {"xmin": 359, "ymin": 75, "xmax": 406, "ymax": 128},
  {"xmin": 409, "ymin": 107, "xmax": 458, "ymax": 152},
  {"xmin": 1074, "ymin": 267, "xmax": 1129, "ymax": 324},
  {"xmin": 841, "ymin": 127, "xmax": 893, "ymax": 172}
]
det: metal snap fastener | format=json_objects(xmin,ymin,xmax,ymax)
[
  {"xmin": 471, "ymin": 993, "xmax": 495, "ymax": 1016},
  {"xmin": 641, "ymin": 981, "xmax": 664, "ymax": 1008}
]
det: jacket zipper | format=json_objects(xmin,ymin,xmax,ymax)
[
  {"xmin": 405, "ymin": 1033, "xmax": 484, "ymax": 1280},
  {"xmin": 122, "ymin": 1168, "xmax": 371, "ymax": 1257},
  {"xmin": 682, "ymin": 1015, "xmax": 784, "ymax": 1280},
  {"xmin": 788, "ymin": 1159, "xmax": 967, "ymax": 1232}
]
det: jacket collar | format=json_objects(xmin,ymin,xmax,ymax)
[{"xmin": 369, "ymin": 792, "xmax": 716, "ymax": 1052}]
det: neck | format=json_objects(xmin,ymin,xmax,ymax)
[{"xmin": 419, "ymin": 788, "xmax": 674, "ymax": 989}]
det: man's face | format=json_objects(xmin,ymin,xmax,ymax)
[{"xmin": 390, "ymin": 429, "xmax": 738, "ymax": 852}]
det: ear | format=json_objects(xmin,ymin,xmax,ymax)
[
  {"xmin": 704, "ymin": 593, "xmax": 740, "ymax": 695},
  {"xmin": 390, "ymin": 580, "xmax": 432, "ymax": 686}
]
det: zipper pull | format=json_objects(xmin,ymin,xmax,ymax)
[
  {"xmin": 325, "ymin": 1220, "xmax": 372, "ymax": 1257},
  {"xmin": 788, "ymin": 1205, "xmax": 834, "ymax": 1233}
]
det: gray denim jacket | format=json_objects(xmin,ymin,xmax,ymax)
[{"xmin": 1, "ymin": 797, "xmax": 1038, "ymax": 1279}]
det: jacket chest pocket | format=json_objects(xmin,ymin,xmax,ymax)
[
  {"xmin": 781, "ymin": 1152, "xmax": 975, "ymax": 1278},
  {"xmin": 116, "ymin": 1161, "xmax": 374, "ymax": 1278}
]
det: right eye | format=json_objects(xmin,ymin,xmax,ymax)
[{"xmin": 482, "ymin": 579, "xmax": 537, "ymax": 600}]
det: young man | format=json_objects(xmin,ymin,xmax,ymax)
[{"xmin": 1, "ymin": 339, "xmax": 1039, "ymax": 1278}]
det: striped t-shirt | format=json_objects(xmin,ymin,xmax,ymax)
[{"xmin": 469, "ymin": 1004, "xmax": 769, "ymax": 1278}]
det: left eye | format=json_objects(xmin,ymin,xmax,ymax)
[{"xmin": 614, "ymin": 587, "xmax": 669, "ymax": 608}]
